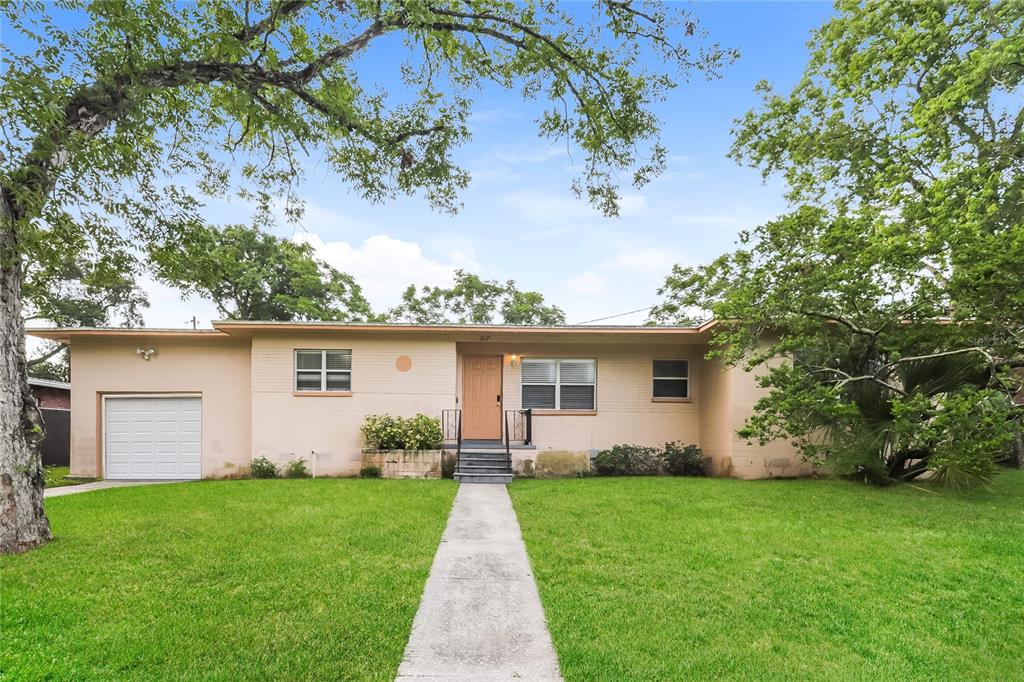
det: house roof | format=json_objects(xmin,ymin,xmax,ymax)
[
  {"xmin": 26, "ymin": 328, "xmax": 230, "ymax": 343},
  {"xmin": 27, "ymin": 319, "xmax": 716, "ymax": 343},
  {"xmin": 28, "ymin": 378, "xmax": 71, "ymax": 391}
]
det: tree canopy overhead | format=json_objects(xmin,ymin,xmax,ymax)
[
  {"xmin": 388, "ymin": 269, "xmax": 565, "ymax": 324},
  {"xmin": 150, "ymin": 223, "xmax": 373, "ymax": 322},
  {"xmin": 1, "ymin": 0, "xmax": 734, "ymax": 552},
  {"xmin": 654, "ymin": 1, "xmax": 1023, "ymax": 485}
]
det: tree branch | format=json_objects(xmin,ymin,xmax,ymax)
[
  {"xmin": 233, "ymin": 0, "xmax": 309, "ymax": 43},
  {"xmin": 27, "ymin": 343, "xmax": 66, "ymax": 368},
  {"xmin": 801, "ymin": 309, "xmax": 878, "ymax": 337}
]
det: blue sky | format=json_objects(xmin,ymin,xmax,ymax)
[{"xmin": 25, "ymin": 2, "xmax": 838, "ymax": 328}]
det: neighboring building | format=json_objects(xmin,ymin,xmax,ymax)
[
  {"xmin": 27, "ymin": 322, "xmax": 811, "ymax": 482},
  {"xmin": 29, "ymin": 378, "xmax": 71, "ymax": 467},
  {"xmin": 29, "ymin": 377, "xmax": 71, "ymax": 409}
]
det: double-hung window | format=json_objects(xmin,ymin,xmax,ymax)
[
  {"xmin": 653, "ymin": 359, "xmax": 689, "ymax": 399},
  {"xmin": 295, "ymin": 350, "xmax": 352, "ymax": 392},
  {"xmin": 521, "ymin": 358, "xmax": 596, "ymax": 410}
]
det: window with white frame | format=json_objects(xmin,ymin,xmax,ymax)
[
  {"xmin": 295, "ymin": 350, "xmax": 352, "ymax": 391},
  {"xmin": 521, "ymin": 358, "xmax": 596, "ymax": 410},
  {"xmin": 653, "ymin": 359, "xmax": 689, "ymax": 398}
]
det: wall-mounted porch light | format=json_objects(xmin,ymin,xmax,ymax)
[
  {"xmin": 508, "ymin": 354, "xmax": 519, "ymax": 366},
  {"xmin": 136, "ymin": 347, "xmax": 157, "ymax": 361}
]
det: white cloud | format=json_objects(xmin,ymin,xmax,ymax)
[
  {"xmin": 295, "ymin": 233, "xmax": 478, "ymax": 311},
  {"xmin": 499, "ymin": 190, "xmax": 648, "ymax": 224},
  {"xmin": 134, "ymin": 277, "xmax": 221, "ymax": 328},
  {"xmin": 601, "ymin": 248, "xmax": 679, "ymax": 273},
  {"xmin": 469, "ymin": 108, "xmax": 526, "ymax": 125},
  {"xmin": 486, "ymin": 145, "xmax": 563, "ymax": 165},
  {"xmin": 617, "ymin": 194, "xmax": 649, "ymax": 216},
  {"xmin": 289, "ymin": 200, "xmax": 368, "ymax": 235},
  {"xmin": 565, "ymin": 271, "xmax": 608, "ymax": 295},
  {"xmin": 469, "ymin": 144, "xmax": 566, "ymax": 184},
  {"xmin": 667, "ymin": 210, "xmax": 775, "ymax": 231}
]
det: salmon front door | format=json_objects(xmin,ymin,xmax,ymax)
[{"xmin": 462, "ymin": 356, "xmax": 502, "ymax": 439}]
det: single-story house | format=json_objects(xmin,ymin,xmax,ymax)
[
  {"xmin": 27, "ymin": 321, "xmax": 811, "ymax": 481},
  {"xmin": 29, "ymin": 378, "xmax": 72, "ymax": 467}
]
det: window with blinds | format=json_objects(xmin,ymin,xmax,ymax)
[
  {"xmin": 295, "ymin": 350, "xmax": 352, "ymax": 392},
  {"xmin": 521, "ymin": 358, "xmax": 596, "ymax": 410},
  {"xmin": 653, "ymin": 359, "xmax": 688, "ymax": 398}
]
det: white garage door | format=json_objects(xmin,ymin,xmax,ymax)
[{"xmin": 104, "ymin": 396, "xmax": 201, "ymax": 480}]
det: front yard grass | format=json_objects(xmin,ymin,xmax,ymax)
[
  {"xmin": 43, "ymin": 465, "xmax": 97, "ymax": 488},
  {"xmin": 1, "ymin": 479, "xmax": 457, "ymax": 680},
  {"xmin": 511, "ymin": 471, "xmax": 1024, "ymax": 681}
]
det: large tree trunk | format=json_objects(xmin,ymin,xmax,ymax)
[{"xmin": 0, "ymin": 203, "xmax": 52, "ymax": 554}]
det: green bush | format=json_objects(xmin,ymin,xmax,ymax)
[
  {"xmin": 361, "ymin": 415, "xmax": 406, "ymax": 450},
  {"xmin": 593, "ymin": 444, "xmax": 662, "ymax": 476},
  {"xmin": 663, "ymin": 442, "xmax": 706, "ymax": 476},
  {"xmin": 361, "ymin": 414, "xmax": 443, "ymax": 450},
  {"xmin": 359, "ymin": 465, "xmax": 381, "ymax": 478},
  {"xmin": 250, "ymin": 456, "xmax": 279, "ymax": 479},
  {"xmin": 404, "ymin": 414, "xmax": 444, "ymax": 450},
  {"xmin": 283, "ymin": 457, "xmax": 311, "ymax": 479}
]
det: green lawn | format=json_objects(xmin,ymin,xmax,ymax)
[
  {"xmin": 1, "ymin": 479, "xmax": 457, "ymax": 680},
  {"xmin": 511, "ymin": 471, "xmax": 1024, "ymax": 681},
  {"xmin": 43, "ymin": 465, "xmax": 97, "ymax": 488}
]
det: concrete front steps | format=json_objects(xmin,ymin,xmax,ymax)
[{"xmin": 454, "ymin": 449, "xmax": 513, "ymax": 484}]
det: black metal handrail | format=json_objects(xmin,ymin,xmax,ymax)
[
  {"xmin": 503, "ymin": 411, "xmax": 512, "ymax": 473},
  {"xmin": 441, "ymin": 409, "xmax": 461, "ymax": 442},
  {"xmin": 503, "ymin": 408, "xmax": 532, "ymax": 445},
  {"xmin": 441, "ymin": 408, "xmax": 462, "ymax": 474}
]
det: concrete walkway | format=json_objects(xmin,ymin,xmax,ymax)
[
  {"xmin": 396, "ymin": 484, "xmax": 563, "ymax": 681},
  {"xmin": 45, "ymin": 480, "xmax": 188, "ymax": 498}
]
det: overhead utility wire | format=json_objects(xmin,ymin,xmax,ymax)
[{"xmin": 574, "ymin": 305, "xmax": 656, "ymax": 325}]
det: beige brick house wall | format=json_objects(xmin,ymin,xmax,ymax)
[
  {"xmin": 67, "ymin": 335, "xmax": 252, "ymax": 478},
  {"xmin": 249, "ymin": 332, "xmax": 457, "ymax": 476},
  {"xmin": 58, "ymin": 325, "xmax": 809, "ymax": 480}
]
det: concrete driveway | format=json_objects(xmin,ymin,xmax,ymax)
[{"xmin": 45, "ymin": 480, "xmax": 189, "ymax": 498}]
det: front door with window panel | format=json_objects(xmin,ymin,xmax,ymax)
[{"xmin": 462, "ymin": 356, "xmax": 502, "ymax": 439}]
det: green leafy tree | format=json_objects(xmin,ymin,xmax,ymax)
[
  {"xmin": 1, "ymin": 0, "xmax": 733, "ymax": 551},
  {"xmin": 654, "ymin": 2, "xmax": 1024, "ymax": 485},
  {"xmin": 150, "ymin": 224, "xmax": 372, "ymax": 321},
  {"xmin": 24, "ymin": 237, "xmax": 148, "ymax": 382},
  {"xmin": 388, "ymin": 270, "xmax": 565, "ymax": 324}
]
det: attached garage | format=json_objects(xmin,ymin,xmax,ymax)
[{"xmin": 104, "ymin": 396, "xmax": 202, "ymax": 480}]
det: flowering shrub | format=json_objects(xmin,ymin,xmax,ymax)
[
  {"xmin": 361, "ymin": 415, "xmax": 405, "ymax": 449},
  {"xmin": 361, "ymin": 414, "xmax": 443, "ymax": 450},
  {"xmin": 404, "ymin": 414, "xmax": 444, "ymax": 450}
]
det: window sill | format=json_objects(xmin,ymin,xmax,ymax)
[
  {"xmin": 652, "ymin": 397, "xmax": 692, "ymax": 403},
  {"xmin": 292, "ymin": 391, "xmax": 353, "ymax": 397},
  {"xmin": 531, "ymin": 409, "xmax": 597, "ymax": 416}
]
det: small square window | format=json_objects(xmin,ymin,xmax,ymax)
[
  {"xmin": 653, "ymin": 359, "xmax": 689, "ymax": 399},
  {"xmin": 295, "ymin": 350, "xmax": 352, "ymax": 391}
]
